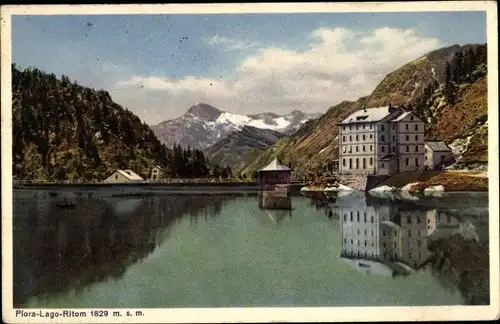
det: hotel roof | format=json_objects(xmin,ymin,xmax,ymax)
[
  {"xmin": 391, "ymin": 111, "xmax": 413, "ymax": 122},
  {"xmin": 340, "ymin": 106, "xmax": 401, "ymax": 124}
]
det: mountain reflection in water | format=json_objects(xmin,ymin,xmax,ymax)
[
  {"xmin": 13, "ymin": 191, "xmax": 231, "ymax": 307},
  {"xmin": 13, "ymin": 189, "xmax": 489, "ymax": 308}
]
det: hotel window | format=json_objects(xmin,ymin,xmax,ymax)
[
  {"xmin": 406, "ymin": 145, "xmax": 409, "ymax": 152},
  {"xmin": 408, "ymin": 230, "xmax": 412, "ymax": 237},
  {"xmin": 349, "ymin": 125, "xmax": 352, "ymax": 130},
  {"xmin": 381, "ymin": 163, "xmax": 385, "ymax": 168},
  {"xmin": 362, "ymin": 134, "xmax": 366, "ymax": 140},
  {"xmin": 357, "ymin": 211, "xmax": 360, "ymax": 222},
  {"xmin": 381, "ymin": 135, "xmax": 385, "ymax": 141},
  {"xmin": 369, "ymin": 134, "xmax": 373, "ymax": 139},
  {"xmin": 342, "ymin": 136, "xmax": 346, "ymax": 142},
  {"xmin": 370, "ymin": 145, "xmax": 373, "ymax": 151},
  {"xmin": 343, "ymin": 158, "xmax": 346, "ymax": 166},
  {"xmin": 362, "ymin": 145, "xmax": 366, "ymax": 152},
  {"xmin": 356, "ymin": 146, "xmax": 359, "ymax": 152},
  {"xmin": 392, "ymin": 135, "xmax": 396, "ymax": 142},
  {"xmin": 405, "ymin": 124, "xmax": 409, "ymax": 130},
  {"xmin": 350, "ymin": 211, "xmax": 353, "ymax": 221},
  {"xmin": 356, "ymin": 135, "xmax": 359, "ymax": 141},
  {"xmin": 369, "ymin": 157, "xmax": 373, "ymax": 165},
  {"xmin": 349, "ymin": 135, "xmax": 352, "ymax": 141},
  {"xmin": 364, "ymin": 240, "xmax": 367, "ymax": 247},
  {"xmin": 381, "ymin": 146, "xmax": 385, "ymax": 153},
  {"xmin": 414, "ymin": 124, "xmax": 418, "ymax": 131},
  {"xmin": 415, "ymin": 158, "xmax": 419, "ymax": 167},
  {"xmin": 381, "ymin": 124, "xmax": 385, "ymax": 131},
  {"xmin": 344, "ymin": 214, "xmax": 347, "ymax": 221},
  {"xmin": 392, "ymin": 123, "xmax": 396, "ymax": 130},
  {"xmin": 371, "ymin": 216, "xmax": 374, "ymax": 223},
  {"xmin": 415, "ymin": 135, "xmax": 418, "ymax": 141},
  {"xmin": 356, "ymin": 124, "xmax": 359, "ymax": 130},
  {"xmin": 364, "ymin": 212, "xmax": 367, "ymax": 222},
  {"xmin": 410, "ymin": 115, "xmax": 414, "ymax": 121},
  {"xmin": 415, "ymin": 145, "xmax": 419, "ymax": 152},
  {"xmin": 406, "ymin": 158, "xmax": 409, "ymax": 166},
  {"xmin": 363, "ymin": 123, "xmax": 366, "ymax": 129},
  {"xmin": 416, "ymin": 216, "xmax": 421, "ymax": 223},
  {"xmin": 369, "ymin": 123, "xmax": 372, "ymax": 129},
  {"xmin": 343, "ymin": 126, "xmax": 346, "ymax": 131},
  {"xmin": 392, "ymin": 145, "xmax": 396, "ymax": 153},
  {"xmin": 349, "ymin": 146, "xmax": 352, "ymax": 153},
  {"xmin": 405, "ymin": 135, "xmax": 409, "ymax": 141},
  {"xmin": 407, "ymin": 216, "xmax": 411, "ymax": 224},
  {"xmin": 364, "ymin": 229, "xmax": 367, "ymax": 235}
]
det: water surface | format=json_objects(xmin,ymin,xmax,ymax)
[{"xmin": 13, "ymin": 189, "xmax": 489, "ymax": 308}]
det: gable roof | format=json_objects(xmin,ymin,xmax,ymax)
[
  {"xmin": 425, "ymin": 141, "xmax": 452, "ymax": 152},
  {"xmin": 340, "ymin": 106, "xmax": 402, "ymax": 124},
  {"xmin": 116, "ymin": 169, "xmax": 144, "ymax": 180},
  {"xmin": 391, "ymin": 111, "xmax": 412, "ymax": 122},
  {"xmin": 259, "ymin": 158, "xmax": 291, "ymax": 172}
]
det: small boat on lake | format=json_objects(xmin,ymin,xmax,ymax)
[{"xmin": 55, "ymin": 199, "xmax": 76, "ymax": 210}]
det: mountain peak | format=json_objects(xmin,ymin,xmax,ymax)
[{"xmin": 185, "ymin": 103, "xmax": 222, "ymax": 121}]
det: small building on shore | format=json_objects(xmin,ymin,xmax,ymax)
[
  {"xmin": 424, "ymin": 141, "xmax": 455, "ymax": 170},
  {"xmin": 103, "ymin": 169, "xmax": 144, "ymax": 183},
  {"xmin": 150, "ymin": 165, "xmax": 165, "ymax": 180},
  {"xmin": 257, "ymin": 158, "xmax": 292, "ymax": 190}
]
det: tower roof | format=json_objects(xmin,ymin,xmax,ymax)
[{"xmin": 259, "ymin": 158, "xmax": 291, "ymax": 172}]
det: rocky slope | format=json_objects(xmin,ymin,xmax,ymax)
[
  {"xmin": 12, "ymin": 65, "xmax": 211, "ymax": 181},
  {"xmin": 150, "ymin": 104, "xmax": 320, "ymax": 150},
  {"xmin": 204, "ymin": 125, "xmax": 285, "ymax": 167},
  {"xmin": 237, "ymin": 44, "xmax": 488, "ymax": 179}
]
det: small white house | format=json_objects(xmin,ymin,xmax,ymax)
[
  {"xmin": 150, "ymin": 165, "xmax": 164, "ymax": 180},
  {"xmin": 424, "ymin": 141, "xmax": 455, "ymax": 170},
  {"xmin": 103, "ymin": 169, "xmax": 144, "ymax": 183}
]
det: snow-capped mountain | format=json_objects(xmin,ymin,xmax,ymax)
[{"xmin": 150, "ymin": 103, "xmax": 320, "ymax": 150}]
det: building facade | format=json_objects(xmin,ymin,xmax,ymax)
[
  {"xmin": 338, "ymin": 105, "xmax": 425, "ymax": 176},
  {"xmin": 424, "ymin": 141, "xmax": 455, "ymax": 170},
  {"xmin": 150, "ymin": 165, "xmax": 165, "ymax": 180}
]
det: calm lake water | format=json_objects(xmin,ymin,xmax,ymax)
[{"xmin": 13, "ymin": 188, "xmax": 490, "ymax": 308}]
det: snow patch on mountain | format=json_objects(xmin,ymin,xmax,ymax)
[{"xmin": 151, "ymin": 103, "xmax": 320, "ymax": 150}]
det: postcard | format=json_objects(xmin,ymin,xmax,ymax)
[{"xmin": 1, "ymin": 2, "xmax": 499, "ymax": 323}]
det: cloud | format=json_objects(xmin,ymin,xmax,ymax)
[
  {"xmin": 111, "ymin": 27, "xmax": 441, "ymax": 124},
  {"xmin": 206, "ymin": 34, "xmax": 260, "ymax": 51}
]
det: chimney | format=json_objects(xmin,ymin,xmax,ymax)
[{"xmin": 388, "ymin": 103, "xmax": 395, "ymax": 113}]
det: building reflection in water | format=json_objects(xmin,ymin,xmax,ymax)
[
  {"xmin": 336, "ymin": 194, "xmax": 461, "ymax": 277},
  {"xmin": 257, "ymin": 189, "xmax": 292, "ymax": 226},
  {"xmin": 13, "ymin": 192, "xmax": 230, "ymax": 308}
]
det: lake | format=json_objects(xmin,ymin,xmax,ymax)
[{"xmin": 12, "ymin": 188, "xmax": 490, "ymax": 308}]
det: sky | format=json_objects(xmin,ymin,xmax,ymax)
[{"xmin": 12, "ymin": 11, "xmax": 487, "ymax": 125}]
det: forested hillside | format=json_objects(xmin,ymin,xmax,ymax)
[{"xmin": 11, "ymin": 65, "xmax": 212, "ymax": 181}]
